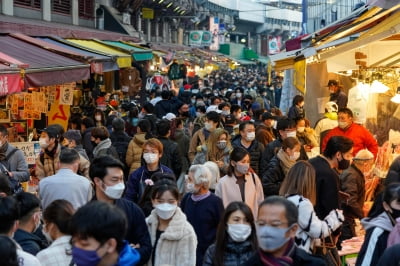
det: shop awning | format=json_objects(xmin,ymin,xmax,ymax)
[
  {"xmin": 34, "ymin": 37, "xmax": 119, "ymax": 73},
  {"xmin": 102, "ymin": 41, "xmax": 153, "ymax": 61},
  {"xmin": 66, "ymin": 39, "xmax": 132, "ymax": 68},
  {"xmin": 0, "ymin": 36, "xmax": 90, "ymax": 88},
  {"xmin": 0, "ymin": 60, "xmax": 23, "ymax": 96},
  {"xmin": 243, "ymin": 48, "xmax": 259, "ymax": 60}
]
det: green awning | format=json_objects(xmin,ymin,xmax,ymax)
[
  {"xmin": 258, "ymin": 56, "xmax": 270, "ymax": 64},
  {"xmin": 102, "ymin": 41, "xmax": 154, "ymax": 61},
  {"xmin": 243, "ymin": 48, "xmax": 259, "ymax": 60}
]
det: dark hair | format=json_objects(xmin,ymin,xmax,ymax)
[
  {"xmin": 196, "ymin": 105, "xmax": 206, "ymax": 113},
  {"xmin": 0, "ymin": 172, "xmax": 11, "ymax": 196},
  {"xmin": 137, "ymin": 119, "xmax": 153, "ymax": 139},
  {"xmin": 218, "ymin": 102, "xmax": 230, "ymax": 110},
  {"xmin": 69, "ymin": 114, "xmax": 82, "ymax": 131},
  {"xmin": 230, "ymin": 104, "xmax": 241, "ymax": 114},
  {"xmin": 210, "ymin": 96, "xmax": 221, "ymax": 105},
  {"xmin": 368, "ymin": 183, "xmax": 400, "ymax": 219},
  {"xmin": 70, "ymin": 201, "xmax": 127, "ymax": 252},
  {"xmin": 213, "ymin": 202, "xmax": 258, "ymax": 266},
  {"xmin": 239, "ymin": 121, "xmax": 255, "ymax": 132},
  {"xmin": 89, "ymin": 156, "xmax": 125, "ymax": 182},
  {"xmin": 259, "ymin": 196, "xmax": 298, "ymax": 226},
  {"xmin": 0, "ymin": 125, "xmax": 8, "ymax": 136},
  {"xmin": 48, "ymin": 124, "xmax": 65, "ymax": 141},
  {"xmin": 323, "ymin": 136, "xmax": 354, "ymax": 158},
  {"xmin": 0, "ymin": 235, "xmax": 18, "ymax": 266},
  {"xmin": 228, "ymin": 147, "xmax": 250, "ymax": 176},
  {"xmin": 112, "ymin": 117, "xmax": 125, "ymax": 132},
  {"xmin": 161, "ymin": 90, "xmax": 170, "ymax": 100},
  {"xmin": 206, "ymin": 111, "xmax": 221, "ymax": 124},
  {"xmin": 151, "ymin": 179, "xmax": 179, "ymax": 201},
  {"xmin": 338, "ymin": 107, "xmax": 354, "ymax": 118},
  {"xmin": 0, "ymin": 196, "xmax": 19, "ymax": 234},
  {"xmin": 138, "ymin": 173, "xmax": 176, "ymax": 217},
  {"xmin": 292, "ymin": 95, "xmax": 304, "ymax": 106},
  {"xmin": 91, "ymin": 126, "xmax": 109, "ymax": 140},
  {"xmin": 106, "ymin": 115, "xmax": 117, "ymax": 128},
  {"xmin": 14, "ymin": 192, "xmax": 40, "ymax": 224},
  {"xmin": 281, "ymin": 137, "xmax": 300, "ymax": 150},
  {"xmin": 43, "ymin": 200, "xmax": 75, "ymax": 235},
  {"xmin": 143, "ymin": 102, "xmax": 155, "ymax": 114},
  {"xmin": 82, "ymin": 117, "xmax": 95, "ymax": 129},
  {"xmin": 156, "ymin": 119, "xmax": 171, "ymax": 137},
  {"xmin": 59, "ymin": 148, "xmax": 80, "ymax": 164},
  {"xmin": 93, "ymin": 109, "xmax": 106, "ymax": 125},
  {"xmin": 277, "ymin": 118, "xmax": 296, "ymax": 131}
]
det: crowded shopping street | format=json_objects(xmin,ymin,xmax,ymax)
[{"xmin": 1, "ymin": 0, "xmax": 400, "ymax": 265}]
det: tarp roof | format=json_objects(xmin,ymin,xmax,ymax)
[
  {"xmin": 102, "ymin": 41, "xmax": 153, "ymax": 61},
  {"xmin": 0, "ymin": 35, "xmax": 90, "ymax": 87}
]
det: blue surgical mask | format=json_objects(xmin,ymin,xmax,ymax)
[
  {"xmin": 72, "ymin": 246, "xmax": 101, "ymax": 266},
  {"xmin": 132, "ymin": 118, "xmax": 139, "ymax": 126}
]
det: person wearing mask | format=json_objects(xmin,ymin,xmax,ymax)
[
  {"xmin": 189, "ymin": 111, "xmax": 221, "ymax": 162},
  {"xmin": 203, "ymin": 201, "xmax": 258, "ymax": 266},
  {"xmin": 223, "ymin": 104, "xmax": 241, "ymax": 136},
  {"xmin": 93, "ymin": 109, "xmax": 106, "ymax": 127},
  {"xmin": 243, "ymin": 196, "xmax": 325, "ymax": 265},
  {"xmin": 0, "ymin": 125, "xmax": 30, "ymax": 192},
  {"xmin": 356, "ymin": 183, "xmax": 400, "ymax": 266},
  {"xmin": 296, "ymin": 118, "xmax": 319, "ymax": 157},
  {"xmin": 279, "ymin": 161, "xmax": 344, "ymax": 253},
  {"xmin": 80, "ymin": 117, "xmax": 96, "ymax": 161},
  {"xmin": 69, "ymin": 201, "xmax": 141, "ymax": 266},
  {"xmin": 91, "ymin": 126, "xmax": 120, "ymax": 160},
  {"xmin": 36, "ymin": 200, "xmax": 75, "ymax": 266},
  {"xmin": 181, "ymin": 165, "xmax": 224, "ymax": 266},
  {"xmin": 216, "ymin": 147, "xmax": 264, "ymax": 219},
  {"xmin": 287, "ymin": 95, "xmax": 305, "ymax": 120},
  {"xmin": 141, "ymin": 103, "xmax": 158, "ymax": 136},
  {"xmin": 126, "ymin": 119, "xmax": 153, "ymax": 174},
  {"xmin": 125, "ymin": 138, "xmax": 174, "ymax": 203},
  {"xmin": 262, "ymin": 137, "xmax": 301, "ymax": 197},
  {"xmin": 156, "ymin": 119, "xmax": 182, "ymax": 179},
  {"xmin": 322, "ymin": 107, "xmax": 378, "ymax": 158},
  {"xmin": 13, "ymin": 192, "xmax": 47, "ymax": 255},
  {"xmin": 0, "ymin": 196, "xmax": 41, "ymax": 265},
  {"xmin": 62, "ymin": 129, "xmax": 89, "ymax": 160},
  {"xmin": 192, "ymin": 128, "xmax": 232, "ymax": 175},
  {"xmin": 339, "ymin": 149, "xmax": 374, "ymax": 243},
  {"xmin": 314, "ymin": 101, "xmax": 339, "ymax": 147},
  {"xmin": 91, "ymin": 156, "xmax": 152, "ymax": 265},
  {"xmin": 38, "ymin": 148, "xmax": 92, "ymax": 210},
  {"xmin": 146, "ymin": 179, "xmax": 197, "ymax": 265},
  {"xmin": 231, "ymin": 121, "xmax": 264, "ymax": 176},
  {"xmin": 327, "ymin": 80, "xmax": 348, "ymax": 109},
  {"xmin": 125, "ymin": 105, "xmax": 140, "ymax": 137},
  {"xmin": 192, "ymin": 104, "xmax": 207, "ymax": 135},
  {"xmin": 177, "ymin": 103, "xmax": 193, "ymax": 136},
  {"xmin": 255, "ymin": 112, "xmax": 277, "ymax": 147}
]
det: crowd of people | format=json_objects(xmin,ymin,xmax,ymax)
[{"xmin": 0, "ymin": 68, "xmax": 400, "ymax": 266}]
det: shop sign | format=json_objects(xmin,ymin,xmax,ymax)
[
  {"xmin": 10, "ymin": 141, "xmax": 40, "ymax": 165},
  {"xmin": 0, "ymin": 74, "xmax": 22, "ymax": 97},
  {"xmin": 142, "ymin": 8, "xmax": 154, "ymax": 19},
  {"xmin": 90, "ymin": 62, "xmax": 103, "ymax": 74},
  {"xmin": 189, "ymin": 31, "xmax": 212, "ymax": 46},
  {"xmin": 48, "ymin": 85, "xmax": 70, "ymax": 131}
]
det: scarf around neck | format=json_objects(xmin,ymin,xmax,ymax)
[
  {"xmin": 277, "ymin": 149, "xmax": 296, "ymax": 176},
  {"xmin": 258, "ymin": 239, "xmax": 295, "ymax": 266}
]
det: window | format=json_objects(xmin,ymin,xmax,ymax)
[
  {"xmin": 14, "ymin": 0, "xmax": 41, "ymax": 9},
  {"xmin": 79, "ymin": 0, "xmax": 94, "ymax": 19},
  {"xmin": 52, "ymin": 0, "xmax": 71, "ymax": 15}
]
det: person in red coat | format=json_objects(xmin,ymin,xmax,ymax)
[{"xmin": 322, "ymin": 107, "xmax": 378, "ymax": 158}]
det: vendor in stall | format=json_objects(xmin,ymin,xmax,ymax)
[{"xmin": 327, "ymin": 80, "xmax": 348, "ymax": 109}]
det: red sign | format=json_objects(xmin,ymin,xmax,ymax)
[{"xmin": 0, "ymin": 73, "xmax": 22, "ymax": 96}]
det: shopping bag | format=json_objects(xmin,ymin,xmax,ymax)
[{"xmin": 312, "ymin": 235, "xmax": 341, "ymax": 266}]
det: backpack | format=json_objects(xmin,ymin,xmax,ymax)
[{"xmin": 0, "ymin": 148, "xmax": 23, "ymax": 194}]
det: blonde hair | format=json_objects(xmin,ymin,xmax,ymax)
[
  {"xmin": 206, "ymin": 128, "xmax": 230, "ymax": 161},
  {"xmin": 279, "ymin": 161, "xmax": 317, "ymax": 205}
]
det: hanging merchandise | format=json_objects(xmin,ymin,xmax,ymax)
[
  {"xmin": 179, "ymin": 64, "xmax": 187, "ymax": 78},
  {"xmin": 119, "ymin": 67, "xmax": 142, "ymax": 96},
  {"xmin": 347, "ymin": 83, "xmax": 369, "ymax": 124},
  {"xmin": 168, "ymin": 62, "xmax": 181, "ymax": 80}
]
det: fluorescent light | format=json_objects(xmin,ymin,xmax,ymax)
[
  {"xmin": 174, "ymin": 6, "xmax": 180, "ymax": 11},
  {"xmin": 166, "ymin": 2, "xmax": 172, "ymax": 7}
]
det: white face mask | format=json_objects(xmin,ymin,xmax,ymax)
[
  {"xmin": 204, "ymin": 122, "xmax": 213, "ymax": 131},
  {"xmin": 154, "ymin": 203, "xmax": 177, "ymax": 220},
  {"xmin": 289, "ymin": 151, "xmax": 301, "ymax": 161},
  {"xmin": 143, "ymin": 153, "xmax": 158, "ymax": 164},
  {"xmin": 297, "ymin": 127, "xmax": 305, "ymax": 133},
  {"xmin": 103, "ymin": 182, "xmax": 125, "ymax": 199},
  {"xmin": 43, "ymin": 226, "xmax": 53, "ymax": 243},
  {"xmin": 186, "ymin": 183, "xmax": 199, "ymax": 194},
  {"xmin": 235, "ymin": 162, "xmax": 250, "ymax": 175},
  {"xmin": 236, "ymin": 92, "xmax": 242, "ymax": 98},
  {"xmin": 39, "ymin": 138, "xmax": 49, "ymax": 149},
  {"xmin": 95, "ymin": 115, "xmax": 102, "ymax": 121},
  {"xmin": 285, "ymin": 131, "xmax": 297, "ymax": 138},
  {"xmin": 338, "ymin": 121, "xmax": 349, "ymax": 129},
  {"xmin": 245, "ymin": 132, "xmax": 255, "ymax": 142},
  {"xmin": 227, "ymin": 224, "xmax": 252, "ymax": 242}
]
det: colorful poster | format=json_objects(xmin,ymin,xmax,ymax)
[
  {"xmin": 268, "ymin": 36, "xmax": 282, "ymax": 55},
  {"xmin": 48, "ymin": 86, "xmax": 70, "ymax": 131},
  {"xmin": 189, "ymin": 31, "xmax": 212, "ymax": 46},
  {"xmin": 209, "ymin": 17, "xmax": 220, "ymax": 51}
]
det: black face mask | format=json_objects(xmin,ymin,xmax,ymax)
[
  {"xmin": 337, "ymin": 153, "xmax": 350, "ymax": 170},
  {"xmin": 390, "ymin": 208, "xmax": 400, "ymax": 221},
  {"xmin": 91, "ymin": 141, "xmax": 97, "ymax": 147},
  {"xmin": 181, "ymin": 111, "xmax": 189, "ymax": 117}
]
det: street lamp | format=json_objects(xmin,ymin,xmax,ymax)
[{"xmin": 240, "ymin": 38, "xmax": 246, "ymax": 43}]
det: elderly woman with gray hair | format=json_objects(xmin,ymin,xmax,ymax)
[
  {"xmin": 339, "ymin": 149, "xmax": 375, "ymax": 243},
  {"xmin": 181, "ymin": 164, "xmax": 224, "ymax": 266}
]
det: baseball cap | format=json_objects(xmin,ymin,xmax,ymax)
[
  {"xmin": 39, "ymin": 125, "xmax": 60, "ymax": 139},
  {"xmin": 327, "ymin": 80, "xmax": 338, "ymax": 86},
  {"xmin": 162, "ymin": 113, "xmax": 176, "ymax": 121},
  {"xmin": 353, "ymin": 149, "xmax": 374, "ymax": 161},
  {"xmin": 206, "ymin": 105, "xmax": 222, "ymax": 114},
  {"xmin": 63, "ymin": 130, "xmax": 82, "ymax": 142}
]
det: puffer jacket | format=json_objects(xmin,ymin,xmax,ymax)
[
  {"xmin": 126, "ymin": 133, "xmax": 146, "ymax": 174},
  {"xmin": 231, "ymin": 136, "xmax": 264, "ymax": 176},
  {"xmin": 261, "ymin": 155, "xmax": 285, "ymax": 197},
  {"xmin": 203, "ymin": 238, "xmax": 255, "ymax": 266}
]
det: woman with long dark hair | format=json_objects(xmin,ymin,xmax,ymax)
[{"xmin": 203, "ymin": 201, "xmax": 257, "ymax": 266}]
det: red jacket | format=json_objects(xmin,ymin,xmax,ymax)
[{"xmin": 321, "ymin": 123, "xmax": 378, "ymax": 158}]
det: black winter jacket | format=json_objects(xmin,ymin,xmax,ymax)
[
  {"xmin": 231, "ymin": 136, "xmax": 264, "ymax": 176},
  {"xmin": 14, "ymin": 229, "xmax": 47, "ymax": 255},
  {"xmin": 203, "ymin": 238, "xmax": 255, "ymax": 266},
  {"xmin": 158, "ymin": 136, "xmax": 182, "ymax": 178},
  {"xmin": 262, "ymin": 155, "xmax": 285, "ymax": 197}
]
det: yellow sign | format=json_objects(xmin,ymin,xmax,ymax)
[
  {"xmin": 294, "ymin": 59, "xmax": 306, "ymax": 94},
  {"xmin": 48, "ymin": 86, "xmax": 70, "ymax": 131},
  {"xmin": 142, "ymin": 8, "xmax": 154, "ymax": 19}
]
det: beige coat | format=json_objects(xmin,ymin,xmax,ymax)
[
  {"xmin": 215, "ymin": 173, "xmax": 264, "ymax": 219},
  {"xmin": 126, "ymin": 133, "xmax": 146, "ymax": 174},
  {"xmin": 188, "ymin": 129, "xmax": 206, "ymax": 163},
  {"xmin": 146, "ymin": 207, "xmax": 197, "ymax": 266}
]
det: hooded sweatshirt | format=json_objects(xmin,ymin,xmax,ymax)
[{"xmin": 356, "ymin": 212, "xmax": 394, "ymax": 266}]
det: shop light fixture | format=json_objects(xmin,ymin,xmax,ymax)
[
  {"xmin": 174, "ymin": 6, "xmax": 180, "ymax": 11},
  {"xmin": 158, "ymin": 0, "xmax": 164, "ymax": 3},
  {"xmin": 370, "ymin": 80, "xmax": 390, "ymax": 93},
  {"xmin": 166, "ymin": 2, "xmax": 172, "ymax": 8},
  {"xmin": 391, "ymin": 87, "xmax": 400, "ymax": 104},
  {"xmin": 180, "ymin": 10, "xmax": 186, "ymax": 15}
]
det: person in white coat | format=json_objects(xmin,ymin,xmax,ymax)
[
  {"xmin": 146, "ymin": 179, "xmax": 197, "ymax": 266},
  {"xmin": 279, "ymin": 161, "xmax": 344, "ymax": 253}
]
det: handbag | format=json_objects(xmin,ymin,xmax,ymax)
[{"xmin": 312, "ymin": 234, "xmax": 341, "ymax": 266}]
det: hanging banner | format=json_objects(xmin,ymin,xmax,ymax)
[
  {"xmin": 48, "ymin": 85, "xmax": 70, "ymax": 131},
  {"xmin": 209, "ymin": 17, "xmax": 220, "ymax": 51},
  {"xmin": 0, "ymin": 73, "xmax": 22, "ymax": 96},
  {"xmin": 268, "ymin": 36, "xmax": 282, "ymax": 55},
  {"xmin": 294, "ymin": 59, "xmax": 306, "ymax": 94},
  {"xmin": 189, "ymin": 31, "xmax": 212, "ymax": 46}
]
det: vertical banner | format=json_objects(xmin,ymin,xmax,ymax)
[
  {"xmin": 268, "ymin": 36, "xmax": 282, "ymax": 55},
  {"xmin": 294, "ymin": 59, "xmax": 306, "ymax": 94},
  {"xmin": 47, "ymin": 85, "xmax": 70, "ymax": 131},
  {"xmin": 209, "ymin": 17, "xmax": 220, "ymax": 51}
]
